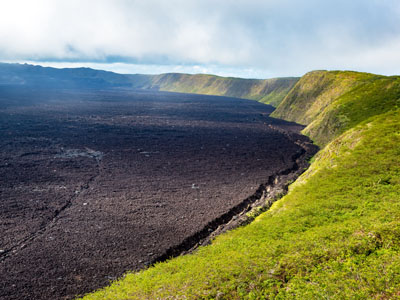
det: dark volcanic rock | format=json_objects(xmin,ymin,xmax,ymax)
[{"xmin": 0, "ymin": 88, "xmax": 311, "ymax": 300}]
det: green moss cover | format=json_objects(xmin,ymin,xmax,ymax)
[
  {"xmin": 128, "ymin": 73, "xmax": 299, "ymax": 107},
  {"xmin": 80, "ymin": 71, "xmax": 400, "ymax": 300}
]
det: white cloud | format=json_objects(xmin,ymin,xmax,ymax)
[{"xmin": 1, "ymin": 0, "xmax": 400, "ymax": 77}]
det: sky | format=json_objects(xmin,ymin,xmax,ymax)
[{"xmin": 1, "ymin": 0, "xmax": 400, "ymax": 78}]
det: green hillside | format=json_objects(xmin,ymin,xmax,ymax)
[
  {"xmin": 272, "ymin": 70, "xmax": 400, "ymax": 146},
  {"xmin": 80, "ymin": 71, "xmax": 400, "ymax": 299},
  {"xmin": 129, "ymin": 73, "xmax": 299, "ymax": 107}
]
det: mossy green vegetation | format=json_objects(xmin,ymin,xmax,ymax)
[
  {"xmin": 272, "ymin": 70, "xmax": 400, "ymax": 146},
  {"xmin": 80, "ymin": 71, "xmax": 400, "ymax": 299},
  {"xmin": 129, "ymin": 73, "xmax": 299, "ymax": 107}
]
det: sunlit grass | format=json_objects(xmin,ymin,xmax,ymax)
[{"xmin": 80, "ymin": 104, "xmax": 400, "ymax": 299}]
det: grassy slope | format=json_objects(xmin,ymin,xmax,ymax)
[
  {"xmin": 129, "ymin": 73, "xmax": 299, "ymax": 107},
  {"xmin": 271, "ymin": 70, "xmax": 400, "ymax": 146},
  {"xmin": 80, "ymin": 71, "xmax": 400, "ymax": 300}
]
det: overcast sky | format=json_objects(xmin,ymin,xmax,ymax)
[{"xmin": 1, "ymin": 0, "xmax": 400, "ymax": 78}]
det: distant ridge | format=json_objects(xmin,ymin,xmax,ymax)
[
  {"xmin": 0, "ymin": 63, "xmax": 299, "ymax": 107},
  {"xmin": 0, "ymin": 63, "xmax": 133, "ymax": 89},
  {"xmin": 128, "ymin": 73, "xmax": 299, "ymax": 107}
]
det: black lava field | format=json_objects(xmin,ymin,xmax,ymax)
[{"xmin": 0, "ymin": 87, "xmax": 309, "ymax": 300}]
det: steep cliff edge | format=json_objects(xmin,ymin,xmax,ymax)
[{"xmin": 271, "ymin": 70, "xmax": 400, "ymax": 146}]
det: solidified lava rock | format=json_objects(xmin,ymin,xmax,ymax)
[{"xmin": 0, "ymin": 88, "xmax": 309, "ymax": 300}]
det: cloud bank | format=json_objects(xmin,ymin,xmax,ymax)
[{"xmin": 1, "ymin": 0, "xmax": 400, "ymax": 77}]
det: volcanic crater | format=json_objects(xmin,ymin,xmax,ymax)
[{"xmin": 0, "ymin": 87, "xmax": 314, "ymax": 300}]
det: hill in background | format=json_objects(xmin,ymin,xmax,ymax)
[
  {"xmin": 0, "ymin": 63, "xmax": 298, "ymax": 107},
  {"xmin": 128, "ymin": 73, "xmax": 298, "ymax": 107}
]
